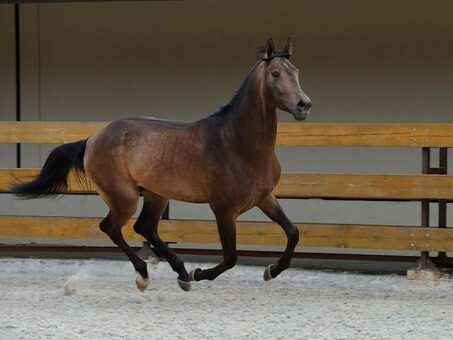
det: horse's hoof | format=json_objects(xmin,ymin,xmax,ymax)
[
  {"xmin": 135, "ymin": 272, "xmax": 150, "ymax": 292},
  {"xmin": 189, "ymin": 268, "xmax": 202, "ymax": 281},
  {"xmin": 177, "ymin": 278, "xmax": 192, "ymax": 292},
  {"xmin": 263, "ymin": 264, "xmax": 276, "ymax": 281}
]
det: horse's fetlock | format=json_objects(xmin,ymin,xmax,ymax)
[
  {"xmin": 224, "ymin": 254, "xmax": 237, "ymax": 269},
  {"xmin": 136, "ymin": 263, "xmax": 148, "ymax": 279},
  {"xmin": 173, "ymin": 258, "xmax": 184, "ymax": 271}
]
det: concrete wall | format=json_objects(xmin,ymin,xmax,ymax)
[{"xmin": 1, "ymin": 1, "xmax": 452, "ymax": 246}]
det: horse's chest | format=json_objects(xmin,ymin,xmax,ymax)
[
  {"xmin": 252, "ymin": 165, "xmax": 280, "ymax": 196},
  {"xmin": 217, "ymin": 158, "xmax": 280, "ymax": 207},
  {"xmin": 246, "ymin": 164, "xmax": 279, "ymax": 189}
]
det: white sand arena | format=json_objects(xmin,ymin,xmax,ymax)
[{"xmin": 1, "ymin": 258, "xmax": 452, "ymax": 339}]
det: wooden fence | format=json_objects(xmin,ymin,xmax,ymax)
[{"xmin": 1, "ymin": 122, "xmax": 452, "ymax": 270}]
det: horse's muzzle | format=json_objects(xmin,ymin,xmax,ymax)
[
  {"xmin": 291, "ymin": 99, "xmax": 311, "ymax": 121},
  {"xmin": 292, "ymin": 111, "xmax": 309, "ymax": 121}
]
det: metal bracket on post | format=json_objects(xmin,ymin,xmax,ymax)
[
  {"xmin": 408, "ymin": 251, "xmax": 441, "ymax": 280},
  {"xmin": 407, "ymin": 147, "xmax": 446, "ymax": 280}
]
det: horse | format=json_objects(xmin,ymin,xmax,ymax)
[{"xmin": 11, "ymin": 38, "xmax": 312, "ymax": 292}]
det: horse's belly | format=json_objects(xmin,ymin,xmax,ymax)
[{"xmin": 138, "ymin": 175, "xmax": 208, "ymax": 203}]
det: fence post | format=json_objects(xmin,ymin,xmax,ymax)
[
  {"xmin": 14, "ymin": 4, "xmax": 21, "ymax": 168},
  {"xmin": 407, "ymin": 147, "xmax": 446, "ymax": 280},
  {"xmin": 437, "ymin": 148, "xmax": 449, "ymax": 265}
]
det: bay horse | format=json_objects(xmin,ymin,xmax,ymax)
[{"xmin": 11, "ymin": 38, "xmax": 312, "ymax": 292}]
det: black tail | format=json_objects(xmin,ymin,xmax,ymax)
[{"xmin": 10, "ymin": 139, "xmax": 88, "ymax": 199}]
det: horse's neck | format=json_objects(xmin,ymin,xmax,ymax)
[{"xmin": 224, "ymin": 78, "xmax": 277, "ymax": 155}]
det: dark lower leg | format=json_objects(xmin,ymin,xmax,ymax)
[
  {"xmin": 192, "ymin": 253, "xmax": 237, "ymax": 281},
  {"xmin": 269, "ymin": 223, "xmax": 299, "ymax": 278},
  {"xmin": 134, "ymin": 198, "xmax": 190, "ymax": 281},
  {"xmin": 101, "ymin": 214, "xmax": 148, "ymax": 279},
  {"xmin": 258, "ymin": 194, "xmax": 299, "ymax": 279},
  {"xmin": 149, "ymin": 233, "xmax": 190, "ymax": 281},
  {"xmin": 192, "ymin": 211, "xmax": 237, "ymax": 281}
]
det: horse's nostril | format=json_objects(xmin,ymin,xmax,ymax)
[{"xmin": 297, "ymin": 100, "xmax": 312, "ymax": 110}]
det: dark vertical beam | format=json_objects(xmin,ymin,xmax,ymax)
[
  {"xmin": 420, "ymin": 148, "xmax": 431, "ymax": 267},
  {"xmin": 14, "ymin": 4, "xmax": 21, "ymax": 168},
  {"xmin": 438, "ymin": 148, "xmax": 448, "ymax": 260},
  {"xmin": 439, "ymin": 201, "xmax": 447, "ymax": 229},
  {"xmin": 421, "ymin": 147, "xmax": 430, "ymax": 174},
  {"xmin": 414, "ymin": 147, "xmax": 445, "ymax": 272},
  {"xmin": 439, "ymin": 148, "xmax": 448, "ymax": 171}
]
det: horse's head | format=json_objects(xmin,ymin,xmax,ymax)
[{"xmin": 257, "ymin": 38, "xmax": 312, "ymax": 121}]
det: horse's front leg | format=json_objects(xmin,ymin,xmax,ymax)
[
  {"xmin": 258, "ymin": 193, "xmax": 300, "ymax": 280},
  {"xmin": 190, "ymin": 210, "xmax": 237, "ymax": 281}
]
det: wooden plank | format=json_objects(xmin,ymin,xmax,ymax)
[
  {"xmin": 277, "ymin": 123, "xmax": 453, "ymax": 147},
  {"xmin": 0, "ymin": 121, "xmax": 107, "ymax": 144},
  {"xmin": 1, "ymin": 215, "xmax": 453, "ymax": 251},
  {"xmin": 2, "ymin": 168, "xmax": 453, "ymax": 200},
  {"xmin": 2, "ymin": 121, "xmax": 453, "ymax": 147},
  {"xmin": 275, "ymin": 173, "xmax": 453, "ymax": 200}
]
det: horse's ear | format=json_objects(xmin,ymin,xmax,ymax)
[
  {"xmin": 284, "ymin": 37, "xmax": 293, "ymax": 57},
  {"xmin": 256, "ymin": 38, "xmax": 275, "ymax": 60}
]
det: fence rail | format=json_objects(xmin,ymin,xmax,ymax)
[
  {"xmin": 1, "ymin": 121, "xmax": 452, "ymax": 272},
  {"xmin": 2, "ymin": 121, "xmax": 453, "ymax": 147},
  {"xmin": 1, "ymin": 215, "xmax": 453, "ymax": 251},
  {"xmin": 2, "ymin": 168, "xmax": 453, "ymax": 201}
]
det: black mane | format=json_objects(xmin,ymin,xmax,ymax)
[{"xmin": 210, "ymin": 61, "xmax": 261, "ymax": 117}]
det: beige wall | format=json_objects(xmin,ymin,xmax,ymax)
[
  {"xmin": 0, "ymin": 5, "xmax": 15, "ymax": 167},
  {"xmin": 1, "ymin": 1, "xmax": 452, "ymax": 244},
  {"xmin": 12, "ymin": 0, "xmax": 453, "ymax": 124}
]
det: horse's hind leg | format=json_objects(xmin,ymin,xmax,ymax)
[
  {"xmin": 97, "ymin": 187, "xmax": 150, "ymax": 291},
  {"xmin": 133, "ymin": 190, "xmax": 191, "ymax": 291},
  {"xmin": 258, "ymin": 193, "xmax": 299, "ymax": 280},
  {"xmin": 190, "ymin": 209, "xmax": 237, "ymax": 281}
]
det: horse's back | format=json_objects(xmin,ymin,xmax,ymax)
[{"xmin": 84, "ymin": 116, "xmax": 210, "ymax": 202}]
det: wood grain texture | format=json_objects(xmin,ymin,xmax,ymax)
[
  {"xmin": 275, "ymin": 173, "xmax": 453, "ymax": 200},
  {"xmin": 2, "ymin": 121, "xmax": 453, "ymax": 147},
  {"xmin": 2, "ymin": 168, "xmax": 452, "ymax": 201},
  {"xmin": 277, "ymin": 123, "xmax": 453, "ymax": 147},
  {"xmin": 1, "ymin": 215, "xmax": 453, "ymax": 251},
  {"xmin": 3, "ymin": 121, "xmax": 453, "ymax": 253},
  {"xmin": 0, "ymin": 121, "xmax": 107, "ymax": 144}
]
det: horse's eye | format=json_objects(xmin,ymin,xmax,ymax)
[{"xmin": 271, "ymin": 71, "xmax": 280, "ymax": 78}]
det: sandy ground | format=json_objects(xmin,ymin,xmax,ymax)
[{"xmin": 0, "ymin": 258, "xmax": 452, "ymax": 340}]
